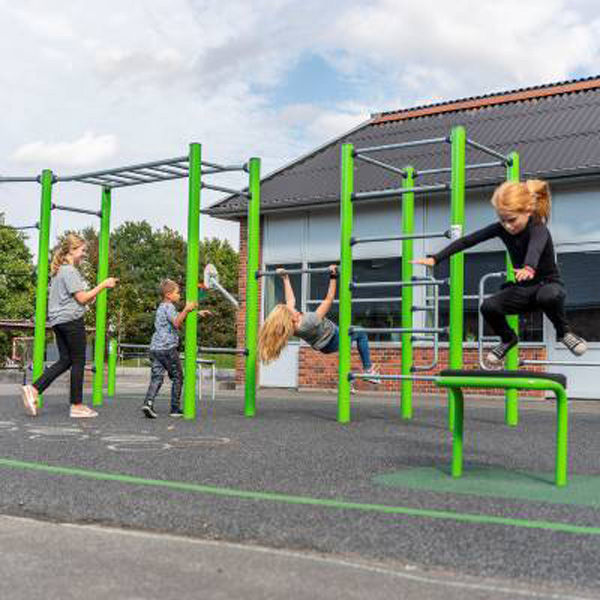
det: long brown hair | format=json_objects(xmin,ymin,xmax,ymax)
[
  {"xmin": 50, "ymin": 233, "xmax": 86, "ymax": 276},
  {"xmin": 491, "ymin": 179, "xmax": 551, "ymax": 224},
  {"xmin": 258, "ymin": 304, "xmax": 295, "ymax": 364}
]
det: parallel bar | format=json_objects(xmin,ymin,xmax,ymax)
[
  {"xmin": 351, "ymin": 230, "xmax": 450, "ymax": 246},
  {"xmin": 521, "ymin": 360, "xmax": 600, "ymax": 367},
  {"xmin": 257, "ymin": 267, "xmax": 332, "ymax": 278},
  {"xmin": 76, "ymin": 178, "xmax": 117, "ymax": 187},
  {"xmin": 306, "ymin": 296, "xmax": 402, "ymax": 304},
  {"xmin": 58, "ymin": 156, "xmax": 189, "ymax": 182},
  {"xmin": 0, "ymin": 176, "xmax": 39, "ymax": 183},
  {"xmin": 465, "ymin": 138, "xmax": 510, "ymax": 163},
  {"xmin": 140, "ymin": 164, "xmax": 190, "ymax": 177},
  {"xmin": 352, "ymin": 183, "xmax": 447, "ymax": 201},
  {"xmin": 417, "ymin": 161, "xmax": 505, "ymax": 177},
  {"xmin": 136, "ymin": 168, "xmax": 190, "ymax": 182},
  {"xmin": 82, "ymin": 174, "xmax": 142, "ymax": 185},
  {"xmin": 350, "ymin": 327, "xmax": 446, "ymax": 334},
  {"xmin": 0, "ymin": 223, "xmax": 39, "ymax": 230},
  {"xmin": 51, "ymin": 203, "xmax": 100, "ymax": 217},
  {"xmin": 350, "ymin": 278, "xmax": 447, "ymax": 289},
  {"xmin": 354, "ymin": 153, "xmax": 407, "ymax": 177},
  {"xmin": 102, "ymin": 171, "xmax": 157, "ymax": 184},
  {"xmin": 355, "ymin": 137, "xmax": 448, "ymax": 155},
  {"xmin": 202, "ymin": 182, "xmax": 249, "ymax": 197},
  {"xmin": 199, "ymin": 346, "xmax": 249, "ymax": 356},
  {"xmin": 201, "ymin": 160, "xmax": 246, "ymax": 172},
  {"xmin": 351, "ymin": 372, "xmax": 438, "ymax": 382}
]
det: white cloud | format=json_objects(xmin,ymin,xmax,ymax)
[{"xmin": 12, "ymin": 133, "xmax": 119, "ymax": 168}]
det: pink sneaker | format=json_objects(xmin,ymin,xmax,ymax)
[
  {"xmin": 70, "ymin": 404, "xmax": 98, "ymax": 418},
  {"xmin": 21, "ymin": 385, "xmax": 38, "ymax": 417}
]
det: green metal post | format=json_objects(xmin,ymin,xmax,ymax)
[
  {"xmin": 505, "ymin": 151, "xmax": 520, "ymax": 426},
  {"xmin": 93, "ymin": 187, "xmax": 111, "ymax": 406},
  {"xmin": 401, "ymin": 167, "xmax": 415, "ymax": 419},
  {"xmin": 107, "ymin": 338, "xmax": 117, "ymax": 397},
  {"xmin": 451, "ymin": 388, "xmax": 464, "ymax": 478},
  {"xmin": 338, "ymin": 144, "xmax": 354, "ymax": 423},
  {"xmin": 244, "ymin": 157, "xmax": 261, "ymax": 417},
  {"xmin": 555, "ymin": 386, "xmax": 568, "ymax": 487},
  {"xmin": 32, "ymin": 169, "xmax": 53, "ymax": 409},
  {"xmin": 448, "ymin": 127, "xmax": 466, "ymax": 430},
  {"xmin": 183, "ymin": 143, "xmax": 202, "ymax": 420}
]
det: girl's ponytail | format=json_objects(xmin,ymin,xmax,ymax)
[
  {"xmin": 50, "ymin": 233, "xmax": 85, "ymax": 276},
  {"xmin": 525, "ymin": 179, "xmax": 551, "ymax": 223}
]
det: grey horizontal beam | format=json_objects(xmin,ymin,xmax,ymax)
[
  {"xmin": 352, "ymin": 183, "xmax": 448, "ymax": 201},
  {"xmin": 198, "ymin": 346, "xmax": 249, "ymax": 356},
  {"xmin": 306, "ymin": 297, "xmax": 403, "ymax": 304},
  {"xmin": 354, "ymin": 137, "xmax": 448, "ymax": 155},
  {"xmin": 416, "ymin": 161, "xmax": 506, "ymax": 177},
  {"xmin": 350, "ymin": 278, "xmax": 448, "ymax": 289},
  {"xmin": 0, "ymin": 223, "xmax": 39, "ymax": 230},
  {"xmin": 349, "ymin": 327, "xmax": 446, "ymax": 335},
  {"xmin": 350, "ymin": 372, "xmax": 438, "ymax": 382},
  {"xmin": 256, "ymin": 267, "xmax": 333, "ymax": 278},
  {"xmin": 136, "ymin": 167, "xmax": 189, "ymax": 181},
  {"xmin": 354, "ymin": 153, "xmax": 407, "ymax": 177},
  {"xmin": 465, "ymin": 139, "xmax": 511, "ymax": 164},
  {"xmin": 0, "ymin": 176, "xmax": 39, "ymax": 183},
  {"xmin": 201, "ymin": 160, "xmax": 246, "ymax": 172},
  {"xmin": 520, "ymin": 360, "xmax": 600, "ymax": 367},
  {"xmin": 350, "ymin": 230, "xmax": 451, "ymax": 246},
  {"xmin": 51, "ymin": 203, "xmax": 101, "ymax": 217},
  {"xmin": 202, "ymin": 182, "xmax": 249, "ymax": 197}
]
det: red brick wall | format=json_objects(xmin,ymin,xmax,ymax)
[{"xmin": 236, "ymin": 217, "xmax": 548, "ymax": 398}]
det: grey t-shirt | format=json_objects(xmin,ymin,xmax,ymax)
[
  {"xmin": 47, "ymin": 265, "xmax": 87, "ymax": 326},
  {"xmin": 295, "ymin": 312, "xmax": 335, "ymax": 350},
  {"xmin": 150, "ymin": 302, "xmax": 180, "ymax": 351}
]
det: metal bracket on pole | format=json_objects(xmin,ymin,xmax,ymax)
[
  {"xmin": 203, "ymin": 263, "xmax": 240, "ymax": 310},
  {"xmin": 449, "ymin": 224, "xmax": 462, "ymax": 240}
]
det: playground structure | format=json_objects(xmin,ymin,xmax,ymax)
[{"xmin": 0, "ymin": 146, "xmax": 262, "ymax": 421}]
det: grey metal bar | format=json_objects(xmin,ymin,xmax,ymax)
[
  {"xmin": 201, "ymin": 160, "xmax": 246, "ymax": 172},
  {"xmin": 57, "ymin": 155, "xmax": 189, "ymax": 182},
  {"xmin": 136, "ymin": 167, "xmax": 190, "ymax": 181},
  {"xmin": 199, "ymin": 346, "xmax": 249, "ymax": 356},
  {"xmin": 0, "ymin": 223, "xmax": 39, "ymax": 230},
  {"xmin": 351, "ymin": 230, "xmax": 450, "ymax": 246},
  {"xmin": 478, "ymin": 271, "xmax": 508, "ymax": 369},
  {"xmin": 354, "ymin": 153, "xmax": 407, "ymax": 177},
  {"xmin": 0, "ymin": 176, "xmax": 39, "ymax": 183},
  {"xmin": 85, "ymin": 173, "xmax": 148, "ymax": 186},
  {"xmin": 350, "ymin": 278, "xmax": 447, "ymax": 289},
  {"xmin": 350, "ymin": 372, "xmax": 438, "ymax": 382},
  {"xmin": 74, "ymin": 177, "xmax": 116, "ymax": 187},
  {"xmin": 51, "ymin": 203, "xmax": 101, "ymax": 217},
  {"xmin": 210, "ymin": 280, "xmax": 240, "ymax": 310},
  {"xmin": 352, "ymin": 183, "xmax": 447, "ymax": 201},
  {"xmin": 355, "ymin": 137, "xmax": 448, "ymax": 155},
  {"xmin": 416, "ymin": 161, "xmax": 505, "ymax": 177},
  {"xmin": 520, "ymin": 360, "xmax": 600, "ymax": 367},
  {"xmin": 139, "ymin": 164, "xmax": 190, "ymax": 177},
  {"xmin": 257, "ymin": 267, "xmax": 333, "ymax": 278},
  {"xmin": 306, "ymin": 297, "xmax": 403, "ymax": 304},
  {"xmin": 202, "ymin": 182, "xmax": 249, "ymax": 197},
  {"xmin": 465, "ymin": 139, "xmax": 510, "ymax": 164},
  {"xmin": 349, "ymin": 327, "xmax": 446, "ymax": 334}
]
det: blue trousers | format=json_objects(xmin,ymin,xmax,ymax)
[{"xmin": 320, "ymin": 326, "xmax": 372, "ymax": 369}]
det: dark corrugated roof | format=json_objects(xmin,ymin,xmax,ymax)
[{"xmin": 205, "ymin": 76, "xmax": 600, "ymax": 219}]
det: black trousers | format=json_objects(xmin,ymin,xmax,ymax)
[
  {"xmin": 33, "ymin": 318, "xmax": 86, "ymax": 405},
  {"xmin": 480, "ymin": 281, "xmax": 569, "ymax": 343},
  {"xmin": 144, "ymin": 347, "xmax": 183, "ymax": 410}
]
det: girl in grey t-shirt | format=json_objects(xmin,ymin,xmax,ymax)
[
  {"xmin": 21, "ymin": 233, "xmax": 118, "ymax": 419},
  {"xmin": 258, "ymin": 266, "xmax": 380, "ymax": 385}
]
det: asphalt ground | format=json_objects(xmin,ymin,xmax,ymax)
[{"xmin": 1, "ymin": 380, "xmax": 600, "ymax": 599}]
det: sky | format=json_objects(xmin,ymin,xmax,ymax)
[{"xmin": 1, "ymin": 0, "xmax": 599, "ymax": 259}]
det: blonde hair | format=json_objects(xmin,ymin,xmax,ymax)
[
  {"xmin": 258, "ymin": 304, "xmax": 295, "ymax": 364},
  {"xmin": 50, "ymin": 233, "xmax": 86, "ymax": 276},
  {"xmin": 159, "ymin": 279, "xmax": 179, "ymax": 299},
  {"xmin": 491, "ymin": 179, "xmax": 551, "ymax": 224}
]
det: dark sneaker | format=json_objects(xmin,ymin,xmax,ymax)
[
  {"xmin": 559, "ymin": 332, "xmax": 587, "ymax": 356},
  {"xmin": 142, "ymin": 402, "xmax": 157, "ymax": 419},
  {"xmin": 486, "ymin": 338, "xmax": 518, "ymax": 366},
  {"xmin": 169, "ymin": 408, "xmax": 184, "ymax": 418}
]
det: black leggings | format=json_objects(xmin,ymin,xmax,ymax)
[
  {"xmin": 33, "ymin": 318, "xmax": 86, "ymax": 405},
  {"xmin": 481, "ymin": 281, "xmax": 569, "ymax": 343},
  {"xmin": 145, "ymin": 348, "xmax": 183, "ymax": 410}
]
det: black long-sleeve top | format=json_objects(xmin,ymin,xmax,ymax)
[{"xmin": 432, "ymin": 218, "xmax": 562, "ymax": 284}]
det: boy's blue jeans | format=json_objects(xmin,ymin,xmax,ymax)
[
  {"xmin": 145, "ymin": 347, "xmax": 183, "ymax": 410},
  {"xmin": 320, "ymin": 326, "xmax": 372, "ymax": 369}
]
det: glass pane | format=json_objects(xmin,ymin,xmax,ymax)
[{"xmin": 263, "ymin": 262, "xmax": 302, "ymax": 314}]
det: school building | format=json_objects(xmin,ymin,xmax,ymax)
[{"xmin": 205, "ymin": 76, "xmax": 600, "ymax": 399}]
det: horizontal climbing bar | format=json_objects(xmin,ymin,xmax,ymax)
[
  {"xmin": 199, "ymin": 346, "xmax": 249, "ymax": 356},
  {"xmin": 352, "ymin": 183, "xmax": 447, "ymax": 201},
  {"xmin": 201, "ymin": 160, "xmax": 247, "ymax": 173},
  {"xmin": 0, "ymin": 176, "xmax": 39, "ymax": 183},
  {"xmin": 350, "ymin": 230, "xmax": 451, "ymax": 246},
  {"xmin": 51, "ymin": 203, "xmax": 100, "ymax": 217},
  {"xmin": 354, "ymin": 153, "xmax": 407, "ymax": 177},
  {"xmin": 0, "ymin": 223, "xmax": 39, "ymax": 230},
  {"xmin": 256, "ymin": 267, "xmax": 333, "ymax": 278},
  {"xmin": 350, "ymin": 372, "xmax": 438, "ymax": 382},
  {"xmin": 350, "ymin": 326, "xmax": 446, "ymax": 335},
  {"xmin": 307, "ymin": 296, "xmax": 403, "ymax": 305},
  {"xmin": 202, "ymin": 182, "xmax": 249, "ymax": 196},
  {"xmin": 417, "ymin": 161, "xmax": 506, "ymax": 177},
  {"xmin": 521, "ymin": 359, "xmax": 600, "ymax": 367},
  {"xmin": 350, "ymin": 278, "xmax": 447, "ymax": 289},
  {"xmin": 465, "ymin": 139, "xmax": 511, "ymax": 164},
  {"xmin": 355, "ymin": 137, "xmax": 448, "ymax": 155}
]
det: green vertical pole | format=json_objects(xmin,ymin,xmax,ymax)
[
  {"xmin": 448, "ymin": 127, "xmax": 466, "ymax": 430},
  {"xmin": 183, "ymin": 143, "xmax": 201, "ymax": 420},
  {"xmin": 505, "ymin": 151, "xmax": 520, "ymax": 426},
  {"xmin": 32, "ymin": 169, "xmax": 53, "ymax": 409},
  {"xmin": 338, "ymin": 144, "xmax": 354, "ymax": 423},
  {"xmin": 451, "ymin": 387, "xmax": 464, "ymax": 478},
  {"xmin": 555, "ymin": 386, "xmax": 568, "ymax": 487},
  {"xmin": 107, "ymin": 338, "xmax": 117, "ymax": 397},
  {"xmin": 93, "ymin": 186, "xmax": 111, "ymax": 406},
  {"xmin": 244, "ymin": 157, "xmax": 261, "ymax": 417},
  {"xmin": 401, "ymin": 167, "xmax": 415, "ymax": 419}
]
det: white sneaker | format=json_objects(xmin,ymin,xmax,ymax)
[
  {"xmin": 21, "ymin": 385, "xmax": 37, "ymax": 417},
  {"xmin": 70, "ymin": 404, "xmax": 98, "ymax": 418},
  {"xmin": 559, "ymin": 332, "xmax": 587, "ymax": 356},
  {"xmin": 362, "ymin": 367, "xmax": 381, "ymax": 384}
]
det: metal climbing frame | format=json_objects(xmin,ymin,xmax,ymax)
[
  {"xmin": 338, "ymin": 126, "xmax": 518, "ymax": 423},
  {"xmin": 1, "ymin": 146, "xmax": 260, "ymax": 421}
]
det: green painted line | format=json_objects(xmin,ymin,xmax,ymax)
[
  {"xmin": 374, "ymin": 467, "xmax": 600, "ymax": 507},
  {"xmin": 2, "ymin": 457, "xmax": 600, "ymax": 536}
]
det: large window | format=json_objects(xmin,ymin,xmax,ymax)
[
  {"xmin": 433, "ymin": 251, "xmax": 544, "ymax": 343},
  {"xmin": 557, "ymin": 252, "xmax": 600, "ymax": 341},
  {"xmin": 263, "ymin": 262, "xmax": 302, "ymax": 317}
]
